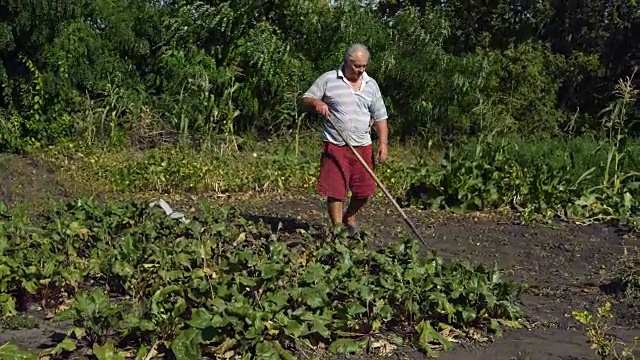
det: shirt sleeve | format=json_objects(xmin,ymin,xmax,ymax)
[
  {"xmin": 369, "ymin": 83, "xmax": 388, "ymax": 122},
  {"xmin": 303, "ymin": 74, "xmax": 326, "ymax": 100}
]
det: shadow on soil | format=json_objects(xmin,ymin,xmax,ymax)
[{"xmin": 240, "ymin": 212, "xmax": 316, "ymax": 233}]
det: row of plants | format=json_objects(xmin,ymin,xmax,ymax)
[
  {"xmin": 402, "ymin": 74, "xmax": 640, "ymax": 228},
  {"xmin": 30, "ymin": 74, "xmax": 639, "ymax": 232},
  {"xmin": 38, "ymin": 135, "xmax": 423, "ymax": 199},
  {"xmin": 0, "ymin": 198, "xmax": 525, "ymax": 359},
  {"xmin": 40, "ymin": 133, "xmax": 640, "ymax": 225}
]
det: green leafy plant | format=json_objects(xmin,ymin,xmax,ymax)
[
  {"xmin": 0, "ymin": 342, "xmax": 37, "ymax": 360},
  {"xmin": 573, "ymin": 302, "xmax": 639, "ymax": 360},
  {"xmin": 0, "ymin": 198, "xmax": 526, "ymax": 359},
  {"xmin": 404, "ymin": 73, "xmax": 640, "ymax": 229}
]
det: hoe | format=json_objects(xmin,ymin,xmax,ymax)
[{"xmin": 325, "ymin": 114, "xmax": 430, "ymax": 249}]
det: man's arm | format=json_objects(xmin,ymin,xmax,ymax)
[
  {"xmin": 302, "ymin": 97, "xmax": 323, "ymax": 112},
  {"xmin": 374, "ymin": 119, "xmax": 388, "ymax": 145},
  {"xmin": 370, "ymin": 84, "xmax": 389, "ymax": 145},
  {"xmin": 302, "ymin": 75, "xmax": 327, "ymax": 116}
]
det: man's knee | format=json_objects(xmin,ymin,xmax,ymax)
[{"xmin": 350, "ymin": 194, "xmax": 369, "ymax": 201}]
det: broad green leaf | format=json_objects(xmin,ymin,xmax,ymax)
[
  {"xmin": 254, "ymin": 341, "xmax": 280, "ymax": 360},
  {"xmin": 187, "ymin": 308, "xmax": 213, "ymax": 329},
  {"xmin": 266, "ymin": 290, "xmax": 289, "ymax": 311},
  {"xmin": 328, "ymin": 338, "xmax": 366, "ymax": 354},
  {"xmin": 21, "ymin": 280, "xmax": 38, "ymax": 295},
  {"xmin": 285, "ymin": 319, "xmax": 309, "ymax": 337},
  {"xmin": 346, "ymin": 302, "xmax": 367, "ymax": 316},
  {"xmin": 171, "ymin": 328, "xmax": 202, "ymax": 360},
  {"xmin": 301, "ymin": 287, "xmax": 327, "ymax": 308},
  {"xmin": 0, "ymin": 343, "xmax": 37, "ymax": 360},
  {"xmin": 134, "ymin": 344, "xmax": 149, "ymax": 360},
  {"xmin": 93, "ymin": 341, "xmax": 126, "ymax": 360},
  {"xmin": 260, "ymin": 262, "xmax": 282, "ymax": 278},
  {"xmin": 489, "ymin": 319, "xmax": 503, "ymax": 337},
  {"xmin": 0, "ymin": 294, "xmax": 16, "ymax": 316},
  {"xmin": 302, "ymin": 263, "xmax": 324, "ymax": 283},
  {"xmin": 52, "ymin": 338, "xmax": 77, "ymax": 355},
  {"xmin": 311, "ymin": 318, "xmax": 331, "ymax": 338},
  {"xmin": 460, "ymin": 308, "xmax": 477, "ymax": 323},
  {"xmin": 377, "ymin": 304, "xmax": 392, "ymax": 320}
]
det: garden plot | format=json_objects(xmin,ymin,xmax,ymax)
[{"xmin": 0, "ymin": 159, "xmax": 638, "ymax": 359}]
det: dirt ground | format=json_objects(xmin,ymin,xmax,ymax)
[
  {"xmin": 1, "ymin": 154, "xmax": 639, "ymax": 360},
  {"xmin": 242, "ymin": 197, "xmax": 640, "ymax": 360}
]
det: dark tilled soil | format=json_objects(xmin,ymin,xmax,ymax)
[
  {"xmin": 238, "ymin": 197, "xmax": 640, "ymax": 360},
  {"xmin": 1, "ymin": 155, "xmax": 639, "ymax": 360}
]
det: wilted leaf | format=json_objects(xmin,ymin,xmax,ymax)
[{"xmin": 370, "ymin": 338, "xmax": 397, "ymax": 356}]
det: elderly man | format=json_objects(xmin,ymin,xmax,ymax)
[{"xmin": 302, "ymin": 43, "xmax": 389, "ymax": 236}]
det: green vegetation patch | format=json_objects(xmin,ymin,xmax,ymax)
[
  {"xmin": 403, "ymin": 133, "xmax": 640, "ymax": 227},
  {"xmin": 0, "ymin": 198, "xmax": 525, "ymax": 359},
  {"xmin": 402, "ymin": 74, "xmax": 640, "ymax": 229},
  {"xmin": 38, "ymin": 141, "xmax": 424, "ymax": 199}
]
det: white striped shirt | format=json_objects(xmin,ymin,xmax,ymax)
[{"xmin": 303, "ymin": 66, "xmax": 388, "ymax": 147}]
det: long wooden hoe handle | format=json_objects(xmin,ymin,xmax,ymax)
[{"xmin": 324, "ymin": 114, "xmax": 430, "ymax": 249}]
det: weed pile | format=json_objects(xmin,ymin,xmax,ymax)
[{"xmin": 0, "ymin": 198, "xmax": 524, "ymax": 359}]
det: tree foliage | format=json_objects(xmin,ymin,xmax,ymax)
[{"xmin": 0, "ymin": 0, "xmax": 638, "ymax": 151}]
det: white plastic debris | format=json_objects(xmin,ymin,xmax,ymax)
[{"xmin": 148, "ymin": 199, "xmax": 189, "ymax": 224}]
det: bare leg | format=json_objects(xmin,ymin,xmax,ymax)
[
  {"xmin": 327, "ymin": 197, "xmax": 344, "ymax": 227},
  {"xmin": 343, "ymin": 195, "xmax": 368, "ymax": 225}
]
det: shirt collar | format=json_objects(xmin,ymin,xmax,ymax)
[{"xmin": 337, "ymin": 65, "xmax": 371, "ymax": 83}]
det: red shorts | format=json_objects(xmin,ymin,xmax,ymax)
[{"xmin": 316, "ymin": 141, "xmax": 376, "ymax": 200}]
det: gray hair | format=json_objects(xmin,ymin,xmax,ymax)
[{"xmin": 344, "ymin": 43, "xmax": 370, "ymax": 63}]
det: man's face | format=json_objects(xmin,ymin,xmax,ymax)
[{"xmin": 345, "ymin": 52, "xmax": 368, "ymax": 80}]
